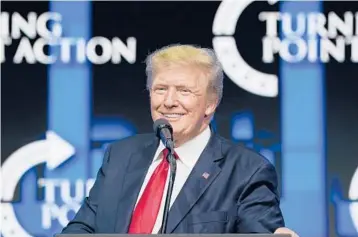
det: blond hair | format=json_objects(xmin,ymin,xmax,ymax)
[{"xmin": 145, "ymin": 44, "xmax": 224, "ymax": 104}]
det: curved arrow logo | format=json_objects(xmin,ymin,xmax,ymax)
[
  {"xmin": 1, "ymin": 131, "xmax": 75, "ymax": 237},
  {"xmin": 212, "ymin": 0, "xmax": 279, "ymax": 97}
]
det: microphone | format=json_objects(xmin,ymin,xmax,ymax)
[
  {"xmin": 153, "ymin": 118, "xmax": 177, "ymax": 234},
  {"xmin": 153, "ymin": 118, "xmax": 175, "ymax": 152}
]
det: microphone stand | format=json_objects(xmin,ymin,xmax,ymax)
[{"xmin": 160, "ymin": 147, "xmax": 177, "ymax": 234}]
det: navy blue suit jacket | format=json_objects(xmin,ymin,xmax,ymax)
[{"xmin": 62, "ymin": 131, "xmax": 285, "ymax": 234}]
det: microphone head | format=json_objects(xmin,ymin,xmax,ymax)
[{"xmin": 153, "ymin": 118, "xmax": 173, "ymax": 137}]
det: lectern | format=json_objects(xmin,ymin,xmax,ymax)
[{"xmin": 57, "ymin": 234, "xmax": 291, "ymax": 237}]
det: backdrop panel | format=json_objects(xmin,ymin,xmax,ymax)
[{"xmin": 1, "ymin": 1, "xmax": 357, "ymax": 237}]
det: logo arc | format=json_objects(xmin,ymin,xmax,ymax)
[{"xmin": 212, "ymin": 0, "xmax": 279, "ymax": 97}]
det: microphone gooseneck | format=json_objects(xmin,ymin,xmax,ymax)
[{"xmin": 153, "ymin": 118, "xmax": 177, "ymax": 234}]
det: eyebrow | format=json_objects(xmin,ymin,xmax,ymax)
[{"xmin": 176, "ymin": 85, "xmax": 190, "ymax": 89}]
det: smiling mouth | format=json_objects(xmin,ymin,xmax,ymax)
[{"xmin": 161, "ymin": 113, "xmax": 185, "ymax": 119}]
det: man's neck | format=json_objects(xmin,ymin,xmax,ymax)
[{"xmin": 174, "ymin": 125, "xmax": 211, "ymax": 148}]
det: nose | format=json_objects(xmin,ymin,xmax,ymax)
[{"xmin": 164, "ymin": 88, "xmax": 178, "ymax": 108}]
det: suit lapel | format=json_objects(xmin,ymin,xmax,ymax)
[
  {"xmin": 114, "ymin": 136, "xmax": 159, "ymax": 233},
  {"xmin": 166, "ymin": 134, "xmax": 224, "ymax": 233}
]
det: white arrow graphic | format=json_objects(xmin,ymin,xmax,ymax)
[{"xmin": 1, "ymin": 130, "xmax": 75, "ymax": 237}]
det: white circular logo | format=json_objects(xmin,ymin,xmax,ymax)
[
  {"xmin": 1, "ymin": 131, "xmax": 75, "ymax": 237},
  {"xmin": 212, "ymin": 0, "xmax": 278, "ymax": 97}
]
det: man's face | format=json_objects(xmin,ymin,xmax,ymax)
[{"xmin": 150, "ymin": 65, "xmax": 217, "ymax": 146}]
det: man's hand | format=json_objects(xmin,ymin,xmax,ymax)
[{"xmin": 274, "ymin": 227, "xmax": 299, "ymax": 237}]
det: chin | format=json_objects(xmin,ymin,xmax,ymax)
[{"xmin": 172, "ymin": 126, "xmax": 183, "ymax": 136}]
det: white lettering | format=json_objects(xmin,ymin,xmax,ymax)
[
  {"xmin": 86, "ymin": 36, "xmax": 113, "ymax": 64},
  {"xmin": 328, "ymin": 12, "xmax": 354, "ymax": 38},
  {"xmin": 0, "ymin": 12, "xmax": 10, "ymax": 38},
  {"xmin": 11, "ymin": 12, "xmax": 37, "ymax": 39},
  {"xmin": 42, "ymin": 203, "xmax": 60, "ymax": 229},
  {"xmin": 260, "ymin": 11, "xmax": 358, "ymax": 63},
  {"xmin": 281, "ymin": 12, "xmax": 306, "ymax": 37},
  {"xmin": 320, "ymin": 37, "xmax": 345, "ymax": 63},
  {"xmin": 59, "ymin": 38, "xmax": 75, "ymax": 63},
  {"xmin": 258, "ymin": 12, "xmax": 280, "ymax": 37},
  {"xmin": 37, "ymin": 12, "xmax": 62, "ymax": 39},
  {"xmin": 0, "ymin": 37, "xmax": 12, "ymax": 63},
  {"xmin": 33, "ymin": 38, "xmax": 56, "ymax": 64},
  {"xmin": 76, "ymin": 38, "xmax": 87, "ymax": 63},
  {"xmin": 38, "ymin": 178, "xmax": 96, "ymax": 228},
  {"xmin": 0, "ymin": 11, "xmax": 62, "ymax": 39},
  {"xmin": 1, "ymin": 12, "xmax": 137, "ymax": 64},
  {"xmin": 41, "ymin": 202, "xmax": 80, "ymax": 229},
  {"xmin": 13, "ymin": 37, "xmax": 36, "ymax": 64},
  {"xmin": 307, "ymin": 12, "xmax": 328, "ymax": 37},
  {"xmin": 85, "ymin": 37, "xmax": 136, "ymax": 64},
  {"xmin": 3, "ymin": 36, "xmax": 137, "ymax": 64},
  {"xmin": 262, "ymin": 36, "xmax": 280, "ymax": 63},
  {"xmin": 261, "ymin": 37, "xmax": 350, "ymax": 63},
  {"xmin": 111, "ymin": 37, "xmax": 137, "ymax": 64},
  {"xmin": 307, "ymin": 39, "xmax": 318, "ymax": 62},
  {"xmin": 280, "ymin": 37, "xmax": 307, "ymax": 63},
  {"xmin": 351, "ymin": 36, "xmax": 358, "ymax": 62},
  {"xmin": 38, "ymin": 178, "xmax": 62, "ymax": 203}
]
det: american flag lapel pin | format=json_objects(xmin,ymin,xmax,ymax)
[{"xmin": 202, "ymin": 172, "xmax": 210, "ymax": 179}]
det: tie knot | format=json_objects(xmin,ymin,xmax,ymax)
[{"xmin": 162, "ymin": 148, "xmax": 178, "ymax": 161}]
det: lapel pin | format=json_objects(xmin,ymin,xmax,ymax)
[{"xmin": 202, "ymin": 172, "xmax": 210, "ymax": 179}]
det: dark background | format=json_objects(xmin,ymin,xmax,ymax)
[{"xmin": 1, "ymin": 1, "xmax": 358, "ymax": 237}]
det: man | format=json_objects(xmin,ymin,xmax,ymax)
[{"xmin": 61, "ymin": 44, "xmax": 298, "ymax": 236}]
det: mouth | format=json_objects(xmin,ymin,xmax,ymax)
[{"xmin": 160, "ymin": 113, "xmax": 185, "ymax": 120}]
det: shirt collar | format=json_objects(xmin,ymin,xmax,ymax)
[{"xmin": 154, "ymin": 126, "xmax": 211, "ymax": 169}]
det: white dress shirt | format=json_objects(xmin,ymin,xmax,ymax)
[{"xmin": 134, "ymin": 126, "xmax": 211, "ymax": 233}]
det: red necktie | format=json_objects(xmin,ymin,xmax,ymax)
[{"xmin": 128, "ymin": 148, "xmax": 173, "ymax": 234}]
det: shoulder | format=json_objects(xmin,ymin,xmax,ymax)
[
  {"xmin": 214, "ymin": 133, "xmax": 278, "ymax": 186},
  {"xmin": 101, "ymin": 133, "xmax": 156, "ymax": 164},
  {"xmin": 107, "ymin": 133, "xmax": 156, "ymax": 152},
  {"xmin": 214, "ymin": 133, "xmax": 274, "ymax": 171},
  {"xmin": 95, "ymin": 133, "xmax": 157, "ymax": 173}
]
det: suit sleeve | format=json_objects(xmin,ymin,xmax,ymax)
[
  {"xmin": 236, "ymin": 162, "xmax": 285, "ymax": 233},
  {"xmin": 61, "ymin": 144, "xmax": 112, "ymax": 233}
]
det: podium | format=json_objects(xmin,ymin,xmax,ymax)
[{"xmin": 57, "ymin": 234, "xmax": 291, "ymax": 237}]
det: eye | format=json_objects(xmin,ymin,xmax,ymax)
[
  {"xmin": 154, "ymin": 87, "xmax": 166, "ymax": 93},
  {"xmin": 180, "ymin": 88, "xmax": 191, "ymax": 94}
]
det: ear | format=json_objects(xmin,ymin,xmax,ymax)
[{"xmin": 204, "ymin": 98, "xmax": 218, "ymax": 118}]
